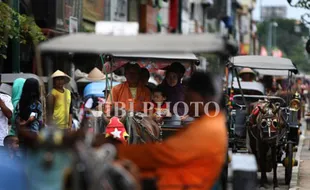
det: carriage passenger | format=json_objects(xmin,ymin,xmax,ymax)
[
  {"xmin": 158, "ymin": 62, "xmax": 185, "ymax": 115},
  {"xmin": 115, "ymin": 71, "xmax": 227, "ymax": 190},
  {"xmin": 149, "ymin": 87, "xmax": 171, "ymax": 124},
  {"xmin": 239, "ymin": 68, "xmax": 256, "ymax": 82},
  {"xmin": 106, "ymin": 63, "xmax": 151, "ymax": 112}
]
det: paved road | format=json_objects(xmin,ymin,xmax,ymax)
[
  {"xmin": 297, "ymin": 130, "xmax": 310, "ymax": 190},
  {"xmin": 227, "ymin": 164, "xmax": 290, "ymax": 190}
]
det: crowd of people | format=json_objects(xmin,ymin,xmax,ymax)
[{"xmin": 0, "ymin": 60, "xmax": 230, "ymax": 190}]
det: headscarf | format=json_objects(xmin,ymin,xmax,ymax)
[
  {"xmin": 9, "ymin": 78, "xmax": 26, "ymax": 135},
  {"xmin": 12, "ymin": 78, "xmax": 26, "ymax": 108},
  {"xmin": 159, "ymin": 67, "xmax": 185, "ymax": 115}
]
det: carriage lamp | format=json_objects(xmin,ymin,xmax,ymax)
[
  {"xmin": 261, "ymin": 119, "xmax": 268, "ymax": 128},
  {"xmin": 283, "ymin": 157, "xmax": 298, "ymax": 167},
  {"xmin": 272, "ymin": 119, "xmax": 278, "ymax": 128},
  {"xmin": 289, "ymin": 92, "xmax": 301, "ymax": 111}
]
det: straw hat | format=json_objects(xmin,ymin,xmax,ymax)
[
  {"xmin": 87, "ymin": 67, "xmax": 106, "ymax": 81},
  {"xmin": 51, "ymin": 70, "xmax": 71, "ymax": 84},
  {"xmin": 239, "ymin": 68, "xmax": 256, "ymax": 76}
]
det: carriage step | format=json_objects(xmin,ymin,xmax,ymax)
[{"xmin": 236, "ymin": 149, "xmax": 249, "ymax": 153}]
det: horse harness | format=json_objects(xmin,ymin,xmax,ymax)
[{"xmin": 130, "ymin": 113, "xmax": 161, "ymax": 143}]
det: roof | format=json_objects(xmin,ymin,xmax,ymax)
[
  {"xmin": 229, "ymin": 56, "xmax": 298, "ymax": 73},
  {"xmin": 256, "ymin": 69, "xmax": 291, "ymax": 77},
  {"xmin": 38, "ymin": 33, "xmax": 236, "ymax": 54},
  {"xmin": 1, "ymin": 73, "xmax": 46, "ymax": 85},
  {"xmin": 110, "ymin": 53, "xmax": 198, "ymax": 61}
]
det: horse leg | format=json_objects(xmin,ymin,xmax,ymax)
[
  {"xmin": 259, "ymin": 143, "xmax": 268, "ymax": 187},
  {"xmin": 272, "ymin": 146, "xmax": 279, "ymax": 189}
]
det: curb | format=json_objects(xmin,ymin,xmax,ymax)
[{"xmin": 288, "ymin": 120, "xmax": 306, "ymax": 190}]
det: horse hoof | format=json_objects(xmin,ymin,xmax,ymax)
[
  {"xmin": 259, "ymin": 187, "xmax": 266, "ymax": 190},
  {"xmin": 274, "ymin": 187, "xmax": 280, "ymax": 190}
]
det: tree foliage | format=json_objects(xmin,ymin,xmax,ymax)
[
  {"xmin": 0, "ymin": 2, "xmax": 46, "ymax": 59},
  {"xmin": 287, "ymin": 0, "xmax": 310, "ymax": 10},
  {"xmin": 257, "ymin": 18, "xmax": 310, "ymax": 73}
]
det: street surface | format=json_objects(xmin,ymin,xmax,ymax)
[
  {"xmin": 296, "ymin": 129, "xmax": 310, "ymax": 190},
  {"xmin": 227, "ymin": 163, "xmax": 290, "ymax": 190}
]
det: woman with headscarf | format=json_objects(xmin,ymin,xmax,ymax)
[
  {"xmin": 16, "ymin": 78, "xmax": 43, "ymax": 150},
  {"xmin": 9, "ymin": 78, "xmax": 26, "ymax": 136},
  {"xmin": 159, "ymin": 62, "xmax": 186, "ymax": 115}
]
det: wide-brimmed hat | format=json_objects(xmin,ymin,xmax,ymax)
[
  {"xmin": 51, "ymin": 70, "xmax": 71, "ymax": 84},
  {"xmin": 0, "ymin": 83, "xmax": 12, "ymax": 97},
  {"xmin": 239, "ymin": 68, "xmax": 256, "ymax": 76},
  {"xmin": 87, "ymin": 67, "xmax": 106, "ymax": 81}
]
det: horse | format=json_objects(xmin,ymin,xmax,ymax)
[
  {"xmin": 247, "ymin": 99, "xmax": 286, "ymax": 189},
  {"xmin": 18, "ymin": 124, "xmax": 141, "ymax": 190}
]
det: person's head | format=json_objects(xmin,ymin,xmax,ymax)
[
  {"xmin": 124, "ymin": 63, "xmax": 141, "ymax": 87},
  {"xmin": 239, "ymin": 68, "xmax": 256, "ymax": 82},
  {"xmin": 4, "ymin": 135, "xmax": 19, "ymax": 152},
  {"xmin": 141, "ymin": 68, "xmax": 150, "ymax": 85},
  {"xmin": 51, "ymin": 70, "xmax": 70, "ymax": 89},
  {"xmin": 165, "ymin": 69, "xmax": 179, "ymax": 87},
  {"xmin": 152, "ymin": 87, "xmax": 167, "ymax": 103},
  {"xmin": 21, "ymin": 78, "xmax": 40, "ymax": 102},
  {"xmin": 169, "ymin": 62, "xmax": 186, "ymax": 79},
  {"xmin": 185, "ymin": 71, "xmax": 217, "ymax": 117},
  {"xmin": 19, "ymin": 78, "xmax": 40, "ymax": 121},
  {"xmin": 297, "ymin": 78, "xmax": 302, "ymax": 85}
]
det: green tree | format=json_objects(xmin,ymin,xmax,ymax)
[
  {"xmin": 257, "ymin": 18, "xmax": 310, "ymax": 73},
  {"xmin": 0, "ymin": 2, "xmax": 45, "ymax": 59},
  {"xmin": 287, "ymin": 0, "xmax": 310, "ymax": 10}
]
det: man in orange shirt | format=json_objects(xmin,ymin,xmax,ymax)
[
  {"xmin": 116, "ymin": 71, "xmax": 228, "ymax": 190},
  {"xmin": 106, "ymin": 63, "xmax": 151, "ymax": 113}
]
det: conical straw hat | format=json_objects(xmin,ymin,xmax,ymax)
[
  {"xmin": 87, "ymin": 67, "xmax": 106, "ymax": 81},
  {"xmin": 239, "ymin": 68, "xmax": 256, "ymax": 75},
  {"xmin": 51, "ymin": 70, "xmax": 71, "ymax": 83}
]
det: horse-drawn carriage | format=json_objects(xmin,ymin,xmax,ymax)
[
  {"xmin": 26, "ymin": 33, "xmax": 238, "ymax": 190},
  {"xmin": 226, "ymin": 55, "xmax": 300, "ymax": 188}
]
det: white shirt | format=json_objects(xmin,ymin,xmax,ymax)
[{"xmin": 0, "ymin": 93, "xmax": 13, "ymax": 146}]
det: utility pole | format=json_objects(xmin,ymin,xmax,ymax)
[
  {"xmin": 10, "ymin": 0, "xmax": 20, "ymax": 73},
  {"xmin": 267, "ymin": 22, "xmax": 272, "ymax": 55},
  {"xmin": 178, "ymin": 0, "xmax": 182, "ymax": 34}
]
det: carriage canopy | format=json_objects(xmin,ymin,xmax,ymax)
[
  {"xmin": 38, "ymin": 33, "xmax": 235, "ymax": 54},
  {"xmin": 229, "ymin": 56, "xmax": 298, "ymax": 74}
]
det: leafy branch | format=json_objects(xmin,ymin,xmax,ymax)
[
  {"xmin": 287, "ymin": 0, "xmax": 310, "ymax": 9},
  {"xmin": 0, "ymin": 2, "xmax": 46, "ymax": 59}
]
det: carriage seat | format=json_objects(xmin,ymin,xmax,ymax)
[
  {"xmin": 234, "ymin": 109, "xmax": 247, "ymax": 138},
  {"xmin": 162, "ymin": 115, "xmax": 182, "ymax": 128},
  {"xmin": 161, "ymin": 115, "xmax": 184, "ymax": 139}
]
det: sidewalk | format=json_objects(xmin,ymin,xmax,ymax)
[{"xmin": 297, "ymin": 129, "xmax": 310, "ymax": 190}]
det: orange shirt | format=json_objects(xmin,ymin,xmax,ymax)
[
  {"xmin": 117, "ymin": 111, "xmax": 228, "ymax": 190},
  {"xmin": 107, "ymin": 82, "xmax": 151, "ymax": 112}
]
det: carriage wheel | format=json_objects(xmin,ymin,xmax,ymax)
[{"xmin": 285, "ymin": 143, "xmax": 293, "ymax": 185}]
